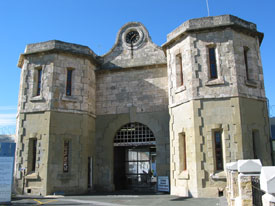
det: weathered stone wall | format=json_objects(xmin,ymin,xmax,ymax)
[
  {"xmin": 94, "ymin": 110, "xmax": 170, "ymax": 191},
  {"xmin": 15, "ymin": 112, "xmax": 50, "ymax": 195},
  {"xmin": 46, "ymin": 111, "xmax": 95, "ymax": 195},
  {"xmin": 93, "ymin": 21, "xmax": 170, "ymax": 191},
  {"xmin": 165, "ymin": 15, "xmax": 272, "ymax": 197},
  {"xmin": 101, "ymin": 22, "xmax": 166, "ymax": 69},
  {"xmin": 233, "ymin": 31, "xmax": 265, "ymax": 99},
  {"xmin": 96, "ymin": 66, "xmax": 168, "ymax": 115},
  {"xmin": 16, "ymin": 41, "xmax": 97, "ymax": 195},
  {"xmin": 17, "ymin": 52, "xmax": 96, "ymax": 116},
  {"xmin": 166, "ymin": 30, "xmax": 265, "ymax": 107},
  {"xmin": 239, "ymin": 98, "xmax": 272, "ymax": 165}
]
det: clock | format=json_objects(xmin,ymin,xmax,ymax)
[{"xmin": 125, "ymin": 30, "xmax": 140, "ymax": 44}]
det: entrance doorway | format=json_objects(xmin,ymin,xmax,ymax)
[{"xmin": 113, "ymin": 122, "xmax": 157, "ymax": 191}]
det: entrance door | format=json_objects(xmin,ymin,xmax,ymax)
[
  {"xmin": 125, "ymin": 146, "xmax": 156, "ymax": 189},
  {"xmin": 113, "ymin": 122, "xmax": 156, "ymax": 191}
]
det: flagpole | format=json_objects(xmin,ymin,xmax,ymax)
[{"xmin": 206, "ymin": 0, "xmax": 210, "ymax": 17}]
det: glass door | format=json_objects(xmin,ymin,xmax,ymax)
[{"xmin": 125, "ymin": 147, "xmax": 156, "ymax": 189}]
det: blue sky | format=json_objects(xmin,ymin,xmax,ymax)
[{"xmin": 0, "ymin": 0, "xmax": 274, "ymax": 134}]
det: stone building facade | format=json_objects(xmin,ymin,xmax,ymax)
[{"xmin": 15, "ymin": 15, "xmax": 272, "ymax": 197}]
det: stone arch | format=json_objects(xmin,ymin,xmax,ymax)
[
  {"xmin": 114, "ymin": 122, "xmax": 156, "ymax": 147},
  {"xmin": 94, "ymin": 113, "xmax": 167, "ymax": 191}
]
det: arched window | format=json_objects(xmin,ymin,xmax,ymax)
[{"xmin": 114, "ymin": 122, "xmax": 155, "ymax": 146}]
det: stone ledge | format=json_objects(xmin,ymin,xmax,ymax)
[
  {"xmin": 210, "ymin": 171, "xmax": 226, "ymax": 180},
  {"xmin": 178, "ymin": 170, "xmax": 189, "ymax": 180},
  {"xmin": 25, "ymin": 172, "xmax": 39, "ymax": 180},
  {"xmin": 30, "ymin": 96, "xmax": 45, "ymax": 102},
  {"xmin": 205, "ymin": 78, "xmax": 225, "ymax": 86},
  {"xmin": 175, "ymin": 85, "xmax": 186, "ymax": 94},
  {"xmin": 18, "ymin": 40, "xmax": 99, "ymax": 68},
  {"xmin": 245, "ymin": 79, "xmax": 257, "ymax": 88},
  {"xmin": 61, "ymin": 95, "xmax": 78, "ymax": 102},
  {"xmin": 163, "ymin": 14, "xmax": 263, "ymax": 48}
]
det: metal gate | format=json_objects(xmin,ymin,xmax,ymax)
[{"xmin": 252, "ymin": 176, "xmax": 264, "ymax": 206}]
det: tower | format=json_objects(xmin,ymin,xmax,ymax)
[
  {"xmin": 163, "ymin": 15, "xmax": 272, "ymax": 197},
  {"xmin": 15, "ymin": 41, "xmax": 98, "ymax": 195}
]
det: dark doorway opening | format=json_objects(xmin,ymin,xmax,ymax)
[{"xmin": 113, "ymin": 122, "xmax": 157, "ymax": 191}]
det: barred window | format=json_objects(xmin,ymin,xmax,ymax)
[
  {"xmin": 208, "ymin": 47, "xmax": 218, "ymax": 79},
  {"xmin": 63, "ymin": 140, "xmax": 70, "ymax": 173},
  {"xmin": 244, "ymin": 47, "xmax": 250, "ymax": 80},
  {"xmin": 214, "ymin": 131, "xmax": 223, "ymax": 171},
  {"xmin": 28, "ymin": 138, "xmax": 37, "ymax": 173},
  {"xmin": 66, "ymin": 69, "xmax": 73, "ymax": 96},
  {"xmin": 271, "ymin": 125, "xmax": 275, "ymax": 140},
  {"xmin": 114, "ymin": 122, "xmax": 155, "ymax": 146},
  {"xmin": 36, "ymin": 69, "xmax": 42, "ymax": 96}
]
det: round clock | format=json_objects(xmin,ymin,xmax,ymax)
[{"xmin": 125, "ymin": 30, "xmax": 140, "ymax": 44}]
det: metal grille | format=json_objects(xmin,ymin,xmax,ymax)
[
  {"xmin": 252, "ymin": 176, "xmax": 264, "ymax": 206},
  {"xmin": 114, "ymin": 122, "xmax": 155, "ymax": 146}
]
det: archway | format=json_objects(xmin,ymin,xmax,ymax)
[{"xmin": 113, "ymin": 122, "xmax": 157, "ymax": 191}]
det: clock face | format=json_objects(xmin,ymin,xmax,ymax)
[{"xmin": 125, "ymin": 30, "xmax": 140, "ymax": 44}]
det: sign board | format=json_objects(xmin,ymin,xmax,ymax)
[
  {"xmin": 0, "ymin": 156, "xmax": 14, "ymax": 203},
  {"xmin": 157, "ymin": 176, "xmax": 169, "ymax": 192}
]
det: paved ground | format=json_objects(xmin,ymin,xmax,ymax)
[{"xmin": 11, "ymin": 193, "xmax": 228, "ymax": 206}]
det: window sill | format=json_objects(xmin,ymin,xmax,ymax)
[
  {"xmin": 62, "ymin": 95, "xmax": 78, "ymax": 102},
  {"xmin": 30, "ymin": 96, "xmax": 45, "ymax": 102},
  {"xmin": 25, "ymin": 172, "xmax": 39, "ymax": 180},
  {"xmin": 210, "ymin": 171, "xmax": 226, "ymax": 180},
  {"xmin": 205, "ymin": 78, "xmax": 225, "ymax": 86},
  {"xmin": 178, "ymin": 170, "xmax": 189, "ymax": 180},
  {"xmin": 245, "ymin": 80, "xmax": 257, "ymax": 88},
  {"xmin": 175, "ymin": 85, "xmax": 186, "ymax": 94}
]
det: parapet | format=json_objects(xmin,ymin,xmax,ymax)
[
  {"xmin": 163, "ymin": 14, "xmax": 263, "ymax": 48},
  {"xmin": 18, "ymin": 40, "xmax": 99, "ymax": 67}
]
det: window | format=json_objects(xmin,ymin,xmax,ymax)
[
  {"xmin": 271, "ymin": 125, "xmax": 275, "ymax": 140},
  {"xmin": 252, "ymin": 130, "xmax": 259, "ymax": 159},
  {"xmin": 66, "ymin": 69, "xmax": 73, "ymax": 96},
  {"xmin": 214, "ymin": 131, "xmax": 223, "ymax": 171},
  {"xmin": 28, "ymin": 138, "xmax": 37, "ymax": 172},
  {"xmin": 176, "ymin": 53, "xmax": 184, "ymax": 87},
  {"xmin": 36, "ymin": 68, "xmax": 42, "ymax": 96},
  {"xmin": 244, "ymin": 47, "xmax": 249, "ymax": 80},
  {"xmin": 208, "ymin": 47, "xmax": 218, "ymax": 79},
  {"xmin": 114, "ymin": 122, "xmax": 155, "ymax": 146},
  {"xmin": 33, "ymin": 67, "xmax": 42, "ymax": 97},
  {"xmin": 63, "ymin": 140, "xmax": 70, "ymax": 173},
  {"xmin": 179, "ymin": 132, "xmax": 187, "ymax": 171}
]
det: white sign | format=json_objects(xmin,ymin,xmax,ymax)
[
  {"xmin": 157, "ymin": 176, "xmax": 169, "ymax": 192},
  {"xmin": 0, "ymin": 157, "xmax": 14, "ymax": 203}
]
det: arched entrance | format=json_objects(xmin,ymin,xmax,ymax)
[{"xmin": 113, "ymin": 122, "xmax": 156, "ymax": 191}]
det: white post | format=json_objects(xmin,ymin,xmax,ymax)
[
  {"xmin": 235, "ymin": 159, "xmax": 262, "ymax": 206},
  {"xmin": 260, "ymin": 167, "xmax": 275, "ymax": 206},
  {"xmin": 226, "ymin": 162, "xmax": 238, "ymax": 206}
]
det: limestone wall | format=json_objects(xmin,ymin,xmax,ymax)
[
  {"xmin": 46, "ymin": 111, "xmax": 95, "ymax": 195},
  {"xmin": 96, "ymin": 66, "xmax": 168, "ymax": 115},
  {"xmin": 18, "ymin": 52, "xmax": 96, "ymax": 116},
  {"xmin": 15, "ymin": 112, "xmax": 51, "ymax": 195},
  {"xmin": 16, "ymin": 41, "xmax": 98, "ymax": 195},
  {"xmin": 94, "ymin": 110, "xmax": 170, "ymax": 191},
  {"xmin": 239, "ymin": 98, "xmax": 272, "ymax": 165},
  {"xmin": 165, "ymin": 15, "xmax": 271, "ymax": 198}
]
